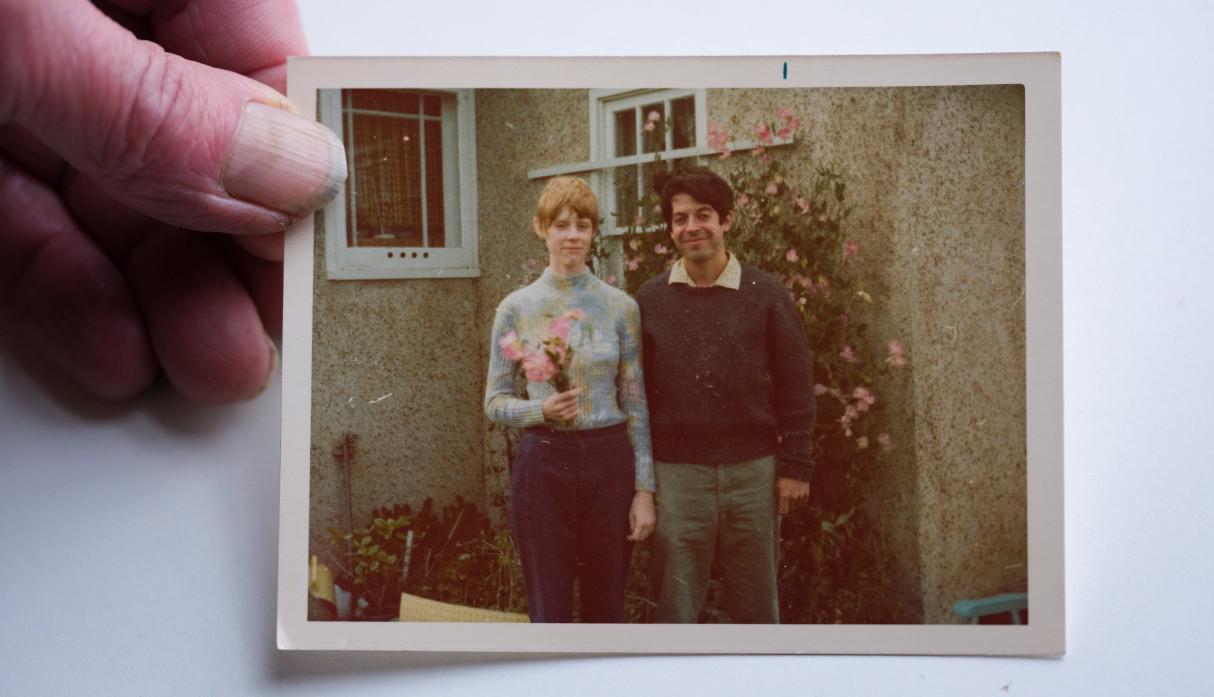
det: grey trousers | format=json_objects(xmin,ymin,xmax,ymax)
[{"xmin": 651, "ymin": 455, "xmax": 780, "ymax": 623}]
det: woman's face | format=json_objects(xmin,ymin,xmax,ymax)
[{"xmin": 540, "ymin": 205, "xmax": 595, "ymax": 275}]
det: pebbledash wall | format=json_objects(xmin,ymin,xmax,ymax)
[{"xmin": 308, "ymin": 86, "xmax": 1026, "ymax": 623}]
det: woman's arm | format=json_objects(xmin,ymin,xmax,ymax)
[
  {"xmin": 484, "ymin": 305, "xmax": 546, "ymax": 427},
  {"xmin": 617, "ymin": 298, "xmax": 655, "ymax": 492}
]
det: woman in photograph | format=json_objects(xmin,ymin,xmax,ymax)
[{"xmin": 484, "ymin": 176, "xmax": 655, "ymax": 623}]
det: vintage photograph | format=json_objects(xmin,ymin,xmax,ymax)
[{"xmin": 278, "ymin": 55, "xmax": 1062, "ymax": 654}]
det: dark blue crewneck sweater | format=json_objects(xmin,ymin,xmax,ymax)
[{"xmin": 635, "ymin": 264, "xmax": 815, "ymax": 481}]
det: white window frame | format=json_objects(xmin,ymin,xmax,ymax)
[
  {"xmin": 593, "ymin": 89, "xmax": 701, "ymax": 235},
  {"xmin": 320, "ymin": 89, "xmax": 479, "ymax": 280},
  {"xmin": 525, "ymin": 89, "xmax": 794, "ymax": 237}
]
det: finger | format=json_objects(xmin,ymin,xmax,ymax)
[
  {"xmin": 60, "ymin": 169, "xmax": 159, "ymax": 262},
  {"xmin": 143, "ymin": 0, "xmax": 307, "ymax": 82},
  {"xmin": 61, "ymin": 166, "xmax": 283, "ymax": 330},
  {"xmin": 98, "ymin": 1, "xmax": 288, "ymax": 93},
  {"xmin": 124, "ymin": 225, "xmax": 276, "ymax": 403},
  {"xmin": 0, "ymin": 125, "xmax": 66, "ymax": 185},
  {"xmin": 0, "ymin": 155, "xmax": 157, "ymax": 398},
  {"xmin": 92, "ymin": 1, "xmax": 152, "ymax": 39},
  {"xmin": 1, "ymin": 1, "xmax": 345, "ymax": 234},
  {"xmin": 231, "ymin": 229, "xmax": 284, "ymax": 262},
  {"xmin": 219, "ymin": 238, "xmax": 283, "ymax": 335}
]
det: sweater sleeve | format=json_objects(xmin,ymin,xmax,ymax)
[
  {"xmin": 617, "ymin": 297, "xmax": 655, "ymax": 491},
  {"xmin": 767, "ymin": 285, "xmax": 816, "ymax": 482},
  {"xmin": 484, "ymin": 303, "xmax": 546, "ymax": 428}
]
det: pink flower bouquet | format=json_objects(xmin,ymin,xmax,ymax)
[{"xmin": 498, "ymin": 308, "xmax": 586, "ymax": 393}]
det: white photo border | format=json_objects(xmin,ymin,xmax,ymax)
[{"xmin": 278, "ymin": 54, "xmax": 1063, "ymax": 655}]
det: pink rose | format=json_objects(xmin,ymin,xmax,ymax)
[
  {"xmin": 839, "ymin": 345, "xmax": 857, "ymax": 364},
  {"xmin": 766, "ymin": 181, "xmax": 779, "ymax": 195},
  {"xmin": 643, "ymin": 121, "xmax": 656, "ymax": 132},
  {"xmin": 522, "ymin": 352, "xmax": 556, "ymax": 383},
  {"xmin": 498, "ymin": 330, "xmax": 525, "ymax": 361},
  {"xmin": 778, "ymin": 107, "xmax": 794, "ymax": 121},
  {"xmin": 786, "ymin": 117, "xmax": 801, "ymax": 130},
  {"xmin": 785, "ymin": 248, "xmax": 798, "ymax": 262},
  {"xmin": 844, "ymin": 240, "xmax": 861, "ymax": 258},
  {"xmin": 654, "ymin": 243, "xmax": 669, "ymax": 255},
  {"xmin": 853, "ymin": 386, "xmax": 876, "ymax": 407},
  {"xmin": 885, "ymin": 340, "xmax": 907, "ymax": 368},
  {"xmin": 796, "ymin": 197, "xmax": 811, "ymax": 214},
  {"xmin": 628, "ymin": 238, "xmax": 641, "ymax": 251},
  {"xmin": 626, "ymin": 257, "xmax": 640, "ymax": 271},
  {"xmin": 548, "ymin": 316, "xmax": 572, "ymax": 341},
  {"xmin": 736, "ymin": 193, "xmax": 750, "ymax": 207},
  {"xmin": 755, "ymin": 121, "xmax": 773, "ymax": 143},
  {"xmin": 813, "ymin": 383, "xmax": 828, "ymax": 396},
  {"xmin": 877, "ymin": 433, "xmax": 894, "ymax": 451},
  {"xmin": 647, "ymin": 110, "xmax": 661, "ymax": 122},
  {"xmin": 777, "ymin": 127, "xmax": 792, "ymax": 140}
]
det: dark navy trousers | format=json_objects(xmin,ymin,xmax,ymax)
[{"xmin": 508, "ymin": 422, "xmax": 635, "ymax": 623}]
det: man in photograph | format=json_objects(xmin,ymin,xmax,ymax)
[{"xmin": 635, "ymin": 165, "xmax": 816, "ymax": 624}]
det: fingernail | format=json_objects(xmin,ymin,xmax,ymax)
[
  {"xmin": 222, "ymin": 102, "xmax": 347, "ymax": 217},
  {"xmin": 252, "ymin": 334, "xmax": 280, "ymax": 399}
]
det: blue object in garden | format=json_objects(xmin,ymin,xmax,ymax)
[{"xmin": 952, "ymin": 592, "xmax": 1028, "ymax": 624}]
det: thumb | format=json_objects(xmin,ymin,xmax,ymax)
[{"xmin": 1, "ymin": 1, "xmax": 345, "ymax": 234}]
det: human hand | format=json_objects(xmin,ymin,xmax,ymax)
[
  {"xmin": 627, "ymin": 490, "xmax": 655, "ymax": 542},
  {"xmin": 776, "ymin": 477, "xmax": 811, "ymax": 516},
  {"xmin": 0, "ymin": 0, "xmax": 346, "ymax": 403},
  {"xmin": 540, "ymin": 387, "xmax": 582, "ymax": 422}
]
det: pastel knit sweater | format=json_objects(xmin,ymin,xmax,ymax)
[{"xmin": 484, "ymin": 268, "xmax": 655, "ymax": 491}]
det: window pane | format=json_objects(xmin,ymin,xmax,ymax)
[
  {"xmin": 348, "ymin": 114, "xmax": 423, "ymax": 247},
  {"xmin": 424, "ymin": 120, "xmax": 446, "ymax": 247},
  {"xmin": 613, "ymin": 109, "xmax": 636, "ymax": 157},
  {"xmin": 640, "ymin": 102, "xmax": 665, "ymax": 154},
  {"xmin": 348, "ymin": 89, "xmax": 419, "ymax": 114},
  {"xmin": 422, "ymin": 94, "xmax": 441, "ymax": 117},
  {"xmin": 671, "ymin": 96, "xmax": 696, "ymax": 150},
  {"xmin": 613, "ymin": 165, "xmax": 639, "ymax": 228}
]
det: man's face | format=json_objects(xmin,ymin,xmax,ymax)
[{"xmin": 669, "ymin": 192, "xmax": 732, "ymax": 264}]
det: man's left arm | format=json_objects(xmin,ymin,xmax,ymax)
[{"xmin": 766, "ymin": 287, "xmax": 816, "ymax": 513}]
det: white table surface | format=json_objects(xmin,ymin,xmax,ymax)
[{"xmin": 3, "ymin": 1, "xmax": 1212, "ymax": 694}]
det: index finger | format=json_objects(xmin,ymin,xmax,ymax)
[{"xmin": 108, "ymin": 0, "xmax": 307, "ymax": 87}]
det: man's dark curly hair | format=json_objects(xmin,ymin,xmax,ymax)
[{"xmin": 655, "ymin": 164, "xmax": 735, "ymax": 228}]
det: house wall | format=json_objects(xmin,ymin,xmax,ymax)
[{"xmin": 307, "ymin": 213, "xmax": 485, "ymax": 567}]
